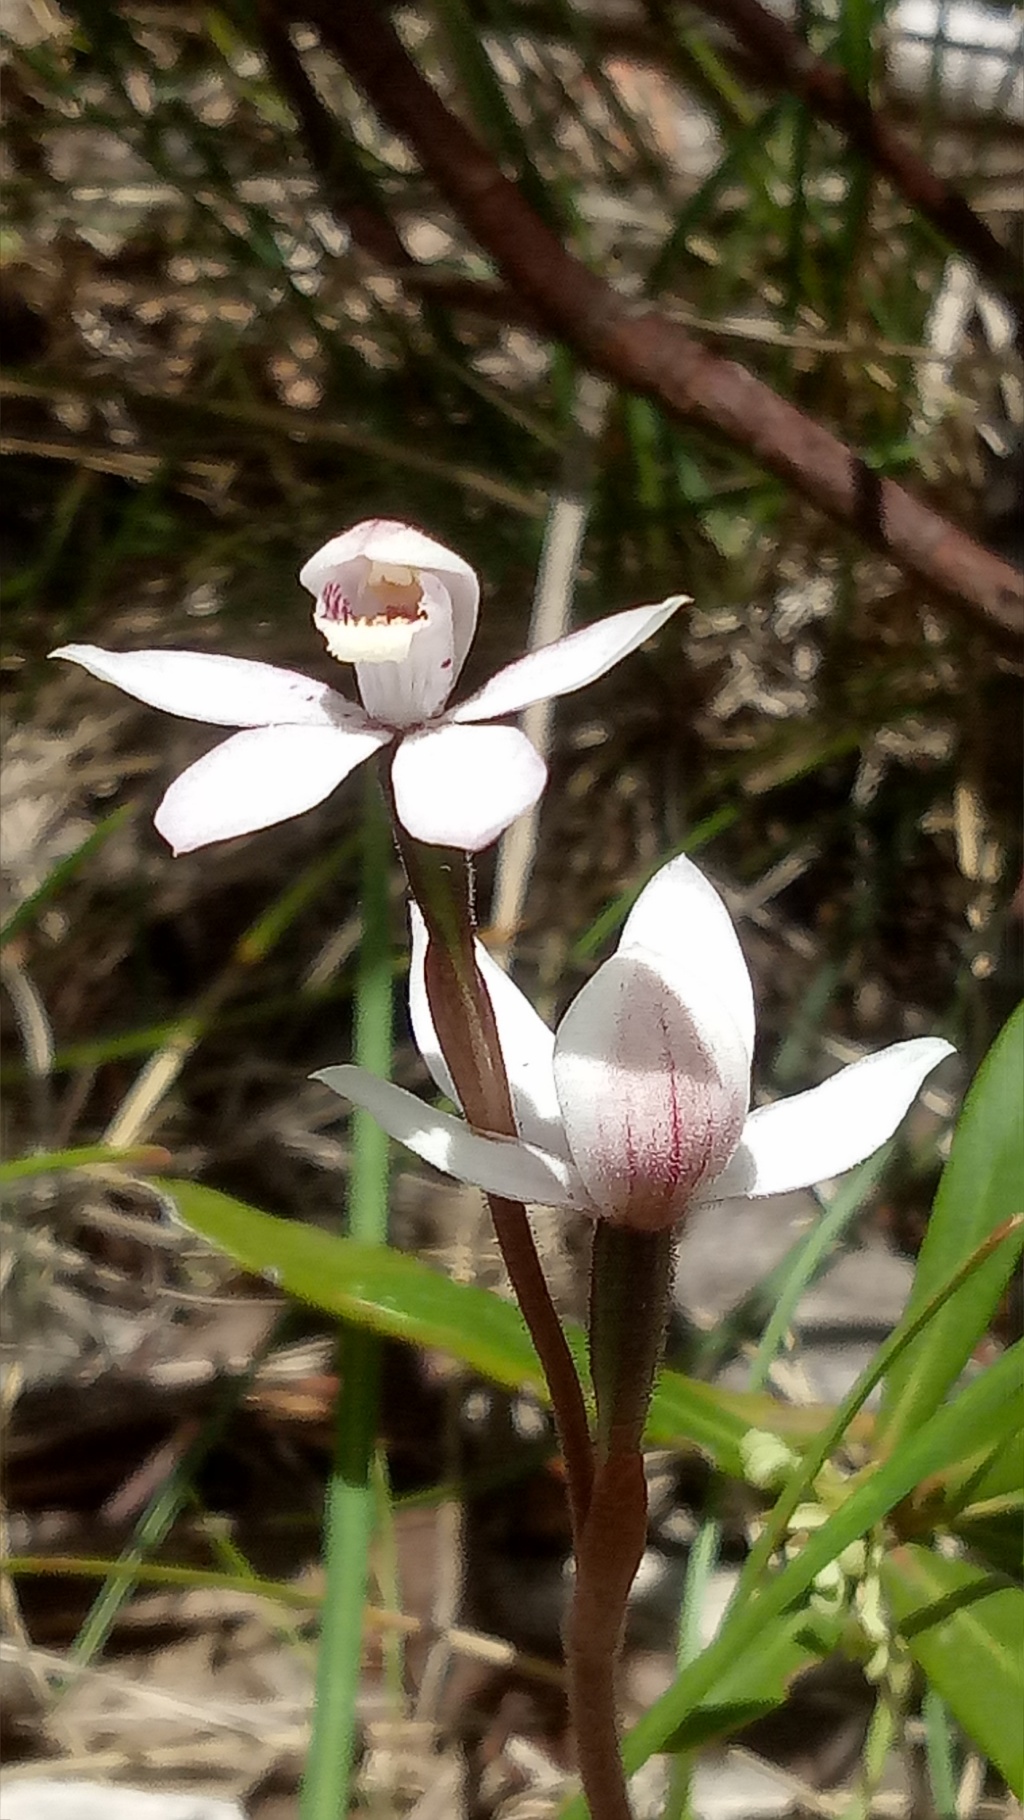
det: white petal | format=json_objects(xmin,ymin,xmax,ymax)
[
  {"xmin": 450, "ymin": 596, "xmax": 686, "ymax": 724},
  {"xmin": 353, "ymin": 574, "xmax": 458, "ymax": 726},
  {"xmin": 154, "ymin": 724, "xmax": 391, "ymax": 853},
  {"xmin": 553, "ymin": 951, "xmax": 750, "ymax": 1230},
  {"xmin": 408, "ymin": 904, "xmax": 567, "ymax": 1154},
  {"xmin": 707, "ymin": 1037, "xmax": 955, "ymax": 1202},
  {"xmin": 300, "ymin": 519, "xmax": 479, "ymax": 682},
  {"xmin": 620, "ymin": 853, "xmax": 756, "ymax": 1065},
  {"xmin": 50, "ymin": 645, "xmax": 361, "ymax": 730},
  {"xmin": 391, "ymin": 723, "xmax": 546, "ymax": 851},
  {"xmin": 314, "ymin": 1065, "xmax": 583, "ymax": 1208}
]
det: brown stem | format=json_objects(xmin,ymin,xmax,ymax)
[
  {"xmin": 563, "ymin": 1223, "xmax": 676, "ymax": 1817},
  {"xmin": 388, "ymin": 803, "xmax": 594, "ymax": 1543},
  {"xmin": 589, "ymin": 1223, "xmax": 676, "ymax": 1463},
  {"xmin": 567, "ymin": 1451, "xmax": 649, "ymax": 1820},
  {"xmin": 294, "ymin": 0, "xmax": 1024, "ymax": 640}
]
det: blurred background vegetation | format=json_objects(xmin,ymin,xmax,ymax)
[{"xmin": 1, "ymin": 0, "xmax": 1021, "ymax": 1808}]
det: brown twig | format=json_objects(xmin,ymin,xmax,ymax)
[
  {"xmin": 292, "ymin": 0, "xmax": 1024, "ymax": 640},
  {"xmin": 658, "ymin": 0, "xmax": 1024, "ymax": 327}
]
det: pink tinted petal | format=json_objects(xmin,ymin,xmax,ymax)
[
  {"xmin": 620, "ymin": 854, "xmax": 755, "ymax": 1065},
  {"xmin": 408, "ymin": 904, "xmax": 567, "ymax": 1154},
  {"xmin": 314, "ymin": 1065, "xmax": 582, "ymax": 1208},
  {"xmin": 154, "ymin": 723, "xmax": 390, "ymax": 853},
  {"xmin": 392, "ymin": 724, "xmax": 546, "ymax": 851},
  {"xmin": 451, "ymin": 597, "xmax": 685, "ymax": 724},
  {"xmin": 50, "ymin": 645, "xmax": 360, "ymax": 730},
  {"xmin": 707, "ymin": 1038, "xmax": 955, "ymax": 1202},
  {"xmin": 300, "ymin": 519, "xmax": 479, "ymax": 681},
  {"xmin": 553, "ymin": 952, "xmax": 749, "ymax": 1231}
]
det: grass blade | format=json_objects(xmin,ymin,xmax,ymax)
[{"xmin": 300, "ymin": 775, "xmax": 394, "ymax": 1820}]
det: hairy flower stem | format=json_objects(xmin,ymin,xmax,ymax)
[
  {"xmin": 567, "ymin": 1223, "xmax": 676, "ymax": 1819},
  {"xmin": 589, "ymin": 1224, "xmax": 675, "ymax": 1467},
  {"xmin": 386, "ymin": 789, "xmax": 594, "ymax": 1545}
]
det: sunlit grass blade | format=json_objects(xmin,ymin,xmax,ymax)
[
  {"xmin": 922, "ymin": 1686, "xmax": 960, "ymax": 1820},
  {"xmin": 749, "ymin": 1144, "xmax": 894, "ymax": 1387},
  {"xmin": 734, "ymin": 1220, "xmax": 1024, "ymax": 1603},
  {"xmin": 163, "ymin": 1171, "xmax": 836, "ymax": 1474},
  {"xmin": 0, "ymin": 1143, "xmax": 169, "ymax": 1186}
]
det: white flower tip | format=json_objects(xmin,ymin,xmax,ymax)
[
  {"xmin": 152, "ymin": 813, "xmax": 190, "ymax": 857},
  {"xmin": 311, "ymin": 1065, "xmax": 347, "ymax": 1095},
  {"xmin": 905, "ymin": 1035, "xmax": 956, "ymax": 1076},
  {"xmin": 631, "ymin": 593, "xmax": 690, "ymax": 641}
]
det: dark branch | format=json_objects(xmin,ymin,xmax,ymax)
[{"xmin": 288, "ymin": 0, "xmax": 1024, "ymax": 639}]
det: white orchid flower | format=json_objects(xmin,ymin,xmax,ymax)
[
  {"xmin": 52, "ymin": 519, "xmax": 684, "ymax": 855},
  {"xmin": 317, "ymin": 854, "xmax": 953, "ymax": 1231}
]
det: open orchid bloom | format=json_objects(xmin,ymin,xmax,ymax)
[
  {"xmin": 317, "ymin": 855, "xmax": 953, "ymax": 1232},
  {"xmin": 51, "ymin": 519, "xmax": 685, "ymax": 856}
]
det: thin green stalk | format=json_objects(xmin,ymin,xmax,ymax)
[
  {"xmin": 922, "ymin": 1685, "xmax": 959, "ymax": 1816},
  {"xmin": 664, "ymin": 1518, "xmax": 721, "ymax": 1820},
  {"xmin": 300, "ymin": 777, "xmax": 393, "ymax": 1820},
  {"xmin": 747, "ymin": 1145, "xmax": 893, "ymax": 1389}
]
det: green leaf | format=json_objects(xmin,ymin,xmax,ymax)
[
  {"xmin": 880, "ymin": 1005, "xmax": 1024, "ymax": 1450},
  {"xmin": 302, "ymin": 777, "xmax": 394, "ymax": 1820},
  {"xmin": 664, "ymin": 1606, "xmax": 843, "ymax": 1752},
  {"xmin": 165, "ymin": 1178, "xmax": 802, "ymax": 1477},
  {"xmin": 882, "ymin": 1544, "xmax": 1024, "ymax": 1796},
  {"xmin": 170, "ymin": 1177, "xmax": 552, "ymax": 1380}
]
